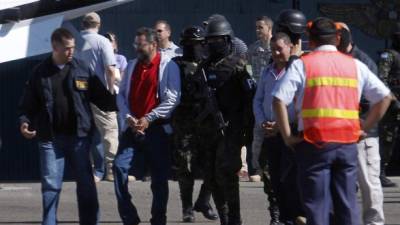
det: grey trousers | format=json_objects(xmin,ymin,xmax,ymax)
[{"xmin": 357, "ymin": 137, "xmax": 385, "ymax": 225}]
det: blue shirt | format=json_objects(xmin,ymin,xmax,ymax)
[
  {"xmin": 272, "ymin": 45, "xmax": 391, "ymax": 131},
  {"xmin": 253, "ymin": 63, "xmax": 296, "ymax": 128},
  {"xmin": 115, "ymin": 53, "xmax": 127, "ymax": 73},
  {"xmin": 78, "ymin": 30, "xmax": 117, "ymax": 89}
]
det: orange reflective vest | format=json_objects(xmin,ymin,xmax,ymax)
[{"xmin": 301, "ymin": 51, "xmax": 361, "ymax": 144}]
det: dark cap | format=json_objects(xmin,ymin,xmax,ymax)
[{"xmin": 308, "ymin": 17, "xmax": 337, "ymax": 36}]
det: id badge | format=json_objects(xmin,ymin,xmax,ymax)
[{"xmin": 75, "ymin": 77, "xmax": 88, "ymax": 91}]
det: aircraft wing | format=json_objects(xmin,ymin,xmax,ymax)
[
  {"xmin": 0, "ymin": 0, "xmax": 40, "ymax": 11},
  {"xmin": 0, "ymin": 0, "xmax": 134, "ymax": 63}
]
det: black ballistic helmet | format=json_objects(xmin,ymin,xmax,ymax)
[
  {"xmin": 276, "ymin": 9, "xmax": 307, "ymax": 34},
  {"xmin": 180, "ymin": 26, "xmax": 205, "ymax": 45},
  {"xmin": 205, "ymin": 18, "xmax": 234, "ymax": 38}
]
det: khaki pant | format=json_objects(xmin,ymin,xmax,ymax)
[
  {"xmin": 357, "ymin": 137, "xmax": 385, "ymax": 225},
  {"xmin": 90, "ymin": 103, "xmax": 118, "ymax": 164}
]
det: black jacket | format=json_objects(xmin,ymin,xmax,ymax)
[{"xmin": 18, "ymin": 56, "xmax": 115, "ymax": 140}]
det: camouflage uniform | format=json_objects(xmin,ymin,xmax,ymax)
[
  {"xmin": 171, "ymin": 57, "xmax": 216, "ymax": 219},
  {"xmin": 247, "ymin": 40, "xmax": 271, "ymax": 82},
  {"xmin": 378, "ymin": 49, "xmax": 400, "ymax": 180}
]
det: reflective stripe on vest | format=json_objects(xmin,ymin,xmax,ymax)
[
  {"xmin": 306, "ymin": 77, "xmax": 358, "ymax": 88},
  {"xmin": 302, "ymin": 108, "xmax": 359, "ymax": 119},
  {"xmin": 301, "ymin": 51, "xmax": 361, "ymax": 144}
]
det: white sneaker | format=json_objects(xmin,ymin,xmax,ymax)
[
  {"xmin": 94, "ymin": 175, "xmax": 102, "ymax": 183},
  {"xmin": 296, "ymin": 216, "xmax": 306, "ymax": 225},
  {"xmin": 128, "ymin": 175, "xmax": 136, "ymax": 182}
]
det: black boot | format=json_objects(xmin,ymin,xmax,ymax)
[
  {"xmin": 269, "ymin": 206, "xmax": 284, "ymax": 225},
  {"xmin": 194, "ymin": 183, "xmax": 218, "ymax": 220},
  {"xmin": 380, "ymin": 164, "xmax": 397, "ymax": 187},
  {"xmin": 179, "ymin": 178, "xmax": 195, "ymax": 222},
  {"xmin": 182, "ymin": 207, "xmax": 195, "ymax": 223},
  {"xmin": 226, "ymin": 181, "xmax": 242, "ymax": 225},
  {"xmin": 216, "ymin": 205, "xmax": 229, "ymax": 225}
]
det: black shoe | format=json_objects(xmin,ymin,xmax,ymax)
[
  {"xmin": 182, "ymin": 207, "xmax": 195, "ymax": 223},
  {"xmin": 193, "ymin": 202, "xmax": 218, "ymax": 220},
  {"xmin": 129, "ymin": 217, "xmax": 141, "ymax": 225},
  {"xmin": 269, "ymin": 221, "xmax": 284, "ymax": 225},
  {"xmin": 269, "ymin": 206, "xmax": 283, "ymax": 225},
  {"xmin": 381, "ymin": 176, "xmax": 397, "ymax": 187},
  {"xmin": 269, "ymin": 218, "xmax": 285, "ymax": 225}
]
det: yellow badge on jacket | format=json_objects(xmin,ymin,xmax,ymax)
[{"xmin": 75, "ymin": 78, "xmax": 88, "ymax": 90}]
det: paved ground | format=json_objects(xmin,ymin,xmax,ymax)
[{"xmin": 0, "ymin": 178, "xmax": 400, "ymax": 225}]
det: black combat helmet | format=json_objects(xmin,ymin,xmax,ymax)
[
  {"xmin": 180, "ymin": 26, "xmax": 205, "ymax": 45},
  {"xmin": 205, "ymin": 18, "xmax": 234, "ymax": 38},
  {"xmin": 276, "ymin": 9, "xmax": 307, "ymax": 34}
]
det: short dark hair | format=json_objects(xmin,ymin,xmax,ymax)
[
  {"xmin": 256, "ymin": 16, "xmax": 273, "ymax": 30},
  {"xmin": 308, "ymin": 18, "xmax": 338, "ymax": 46},
  {"xmin": 104, "ymin": 32, "xmax": 117, "ymax": 42},
  {"xmin": 271, "ymin": 32, "xmax": 292, "ymax": 45},
  {"xmin": 136, "ymin": 27, "xmax": 158, "ymax": 43},
  {"xmin": 155, "ymin": 20, "xmax": 171, "ymax": 32},
  {"xmin": 105, "ymin": 32, "xmax": 118, "ymax": 52},
  {"xmin": 51, "ymin": 28, "xmax": 74, "ymax": 44}
]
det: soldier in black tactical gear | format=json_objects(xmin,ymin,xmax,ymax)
[
  {"xmin": 196, "ymin": 17, "xmax": 256, "ymax": 225},
  {"xmin": 377, "ymin": 22, "xmax": 400, "ymax": 187},
  {"xmin": 171, "ymin": 26, "xmax": 218, "ymax": 223}
]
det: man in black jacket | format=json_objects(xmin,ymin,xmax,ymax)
[{"xmin": 18, "ymin": 28, "xmax": 107, "ymax": 225}]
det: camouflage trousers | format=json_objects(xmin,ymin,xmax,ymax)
[{"xmin": 173, "ymin": 131, "xmax": 213, "ymax": 210}]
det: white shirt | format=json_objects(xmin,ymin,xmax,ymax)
[
  {"xmin": 159, "ymin": 41, "xmax": 182, "ymax": 59},
  {"xmin": 57, "ymin": 64, "xmax": 65, "ymax": 70}
]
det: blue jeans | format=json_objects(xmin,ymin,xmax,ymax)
[
  {"xmin": 91, "ymin": 128, "xmax": 105, "ymax": 178},
  {"xmin": 39, "ymin": 135, "xmax": 99, "ymax": 225},
  {"xmin": 295, "ymin": 141, "xmax": 360, "ymax": 225},
  {"xmin": 113, "ymin": 125, "xmax": 171, "ymax": 225}
]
